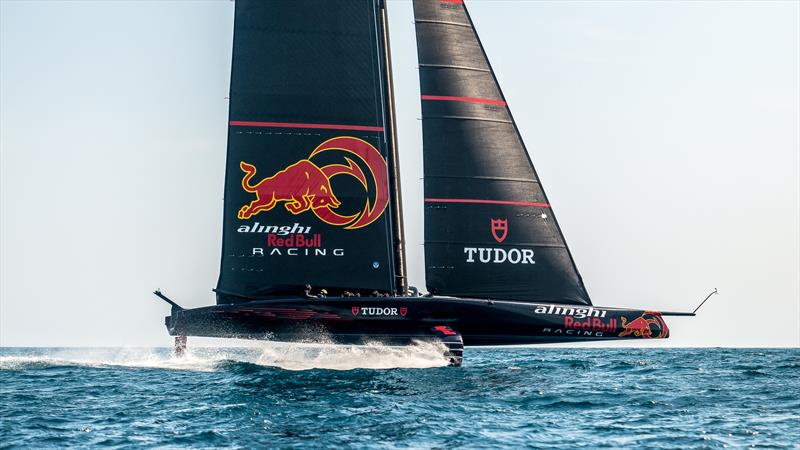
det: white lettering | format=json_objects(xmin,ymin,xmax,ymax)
[
  {"xmin": 522, "ymin": 249, "xmax": 535, "ymax": 264},
  {"xmin": 534, "ymin": 304, "xmax": 608, "ymax": 318},
  {"xmin": 465, "ymin": 247, "xmax": 478, "ymax": 262},
  {"xmin": 462, "ymin": 246, "xmax": 536, "ymax": 264},
  {"xmin": 237, "ymin": 223, "xmax": 311, "ymax": 235},
  {"xmin": 259, "ymin": 247, "xmax": 343, "ymax": 257},
  {"xmin": 357, "ymin": 307, "xmax": 401, "ymax": 316}
]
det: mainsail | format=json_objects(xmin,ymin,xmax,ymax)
[
  {"xmin": 216, "ymin": 0, "xmax": 404, "ymax": 302},
  {"xmin": 413, "ymin": 0, "xmax": 591, "ymax": 305}
]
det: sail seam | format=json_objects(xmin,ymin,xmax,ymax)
[
  {"xmin": 415, "ymin": 19, "xmax": 471, "ymax": 28},
  {"xmin": 230, "ymin": 120, "xmax": 384, "ymax": 132},
  {"xmin": 422, "ymin": 95, "xmax": 506, "ymax": 106},
  {"xmin": 426, "ymin": 175, "xmax": 539, "ymax": 183},
  {"xmin": 422, "ymin": 115, "xmax": 512, "ymax": 124},
  {"xmin": 425, "ymin": 198, "xmax": 550, "ymax": 207},
  {"xmin": 418, "ymin": 63, "xmax": 491, "ymax": 73},
  {"xmin": 425, "ymin": 241, "xmax": 567, "ymax": 248}
]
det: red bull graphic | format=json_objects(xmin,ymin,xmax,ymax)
[
  {"xmin": 618, "ymin": 311, "xmax": 669, "ymax": 338},
  {"xmin": 238, "ymin": 137, "xmax": 389, "ymax": 230}
]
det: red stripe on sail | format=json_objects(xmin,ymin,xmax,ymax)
[
  {"xmin": 421, "ymin": 95, "xmax": 506, "ymax": 106},
  {"xmin": 440, "ymin": 0, "xmax": 464, "ymax": 3},
  {"xmin": 230, "ymin": 120, "xmax": 384, "ymax": 132},
  {"xmin": 425, "ymin": 198, "xmax": 551, "ymax": 207}
]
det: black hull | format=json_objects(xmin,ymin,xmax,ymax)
[{"xmin": 164, "ymin": 296, "xmax": 670, "ymax": 347}]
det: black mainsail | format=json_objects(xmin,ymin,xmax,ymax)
[
  {"xmin": 216, "ymin": 0, "xmax": 405, "ymax": 302},
  {"xmin": 413, "ymin": 0, "xmax": 591, "ymax": 305}
]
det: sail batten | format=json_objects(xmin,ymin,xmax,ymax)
[
  {"xmin": 414, "ymin": 0, "xmax": 591, "ymax": 305},
  {"xmin": 422, "ymin": 95, "xmax": 507, "ymax": 105},
  {"xmin": 418, "ymin": 63, "xmax": 491, "ymax": 72}
]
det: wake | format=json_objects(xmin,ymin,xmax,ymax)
[{"xmin": 0, "ymin": 342, "xmax": 449, "ymax": 372}]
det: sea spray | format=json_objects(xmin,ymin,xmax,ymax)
[
  {"xmin": 0, "ymin": 342, "xmax": 449, "ymax": 372},
  {"xmin": 255, "ymin": 341, "xmax": 449, "ymax": 370},
  {"xmin": 0, "ymin": 348, "xmax": 227, "ymax": 372}
]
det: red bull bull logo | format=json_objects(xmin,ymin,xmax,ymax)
[
  {"xmin": 618, "ymin": 311, "xmax": 669, "ymax": 339},
  {"xmin": 237, "ymin": 137, "xmax": 389, "ymax": 230}
]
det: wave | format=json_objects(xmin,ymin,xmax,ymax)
[{"xmin": 0, "ymin": 341, "xmax": 449, "ymax": 372}]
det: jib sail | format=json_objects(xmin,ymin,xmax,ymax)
[
  {"xmin": 413, "ymin": 0, "xmax": 591, "ymax": 305},
  {"xmin": 216, "ymin": 0, "xmax": 402, "ymax": 302}
]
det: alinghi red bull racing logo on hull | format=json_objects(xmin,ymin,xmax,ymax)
[{"xmin": 238, "ymin": 137, "xmax": 389, "ymax": 230}]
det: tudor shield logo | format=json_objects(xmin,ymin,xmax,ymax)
[
  {"xmin": 400, "ymin": 307, "xmax": 408, "ymax": 316},
  {"xmin": 491, "ymin": 218, "xmax": 508, "ymax": 243},
  {"xmin": 351, "ymin": 307, "xmax": 360, "ymax": 316}
]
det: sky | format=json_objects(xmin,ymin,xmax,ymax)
[{"xmin": 1, "ymin": 0, "xmax": 798, "ymax": 347}]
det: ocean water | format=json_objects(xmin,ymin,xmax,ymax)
[{"xmin": 0, "ymin": 346, "xmax": 797, "ymax": 449}]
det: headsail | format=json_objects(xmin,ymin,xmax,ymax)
[
  {"xmin": 216, "ymin": 0, "xmax": 403, "ymax": 302},
  {"xmin": 413, "ymin": 0, "xmax": 591, "ymax": 305}
]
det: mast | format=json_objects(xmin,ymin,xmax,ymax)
[{"xmin": 378, "ymin": 0, "xmax": 408, "ymax": 295}]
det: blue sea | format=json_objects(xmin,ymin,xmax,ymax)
[{"xmin": 1, "ymin": 346, "xmax": 798, "ymax": 449}]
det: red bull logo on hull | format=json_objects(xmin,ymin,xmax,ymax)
[
  {"xmin": 237, "ymin": 137, "xmax": 389, "ymax": 230},
  {"xmin": 618, "ymin": 311, "xmax": 669, "ymax": 339}
]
